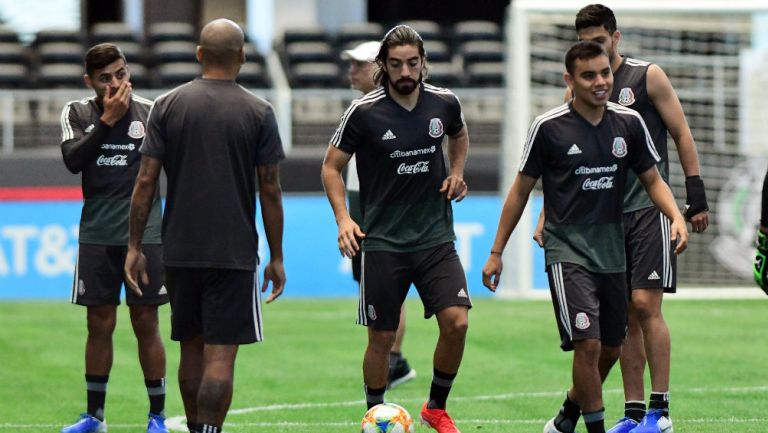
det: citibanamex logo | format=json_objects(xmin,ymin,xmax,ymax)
[
  {"xmin": 582, "ymin": 176, "xmax": 614, "ymax": 190},
  {"xmin": 97, "ymin": 154, "xmax": 128, "ymax": 166},
  {"xmin": 397, "ymin": 161, "xmax": 430, "ymax": 175}
]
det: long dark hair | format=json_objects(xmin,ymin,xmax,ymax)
[{"xmin": 373, "ymin": 25, "xmax": 428, "ymax": 86}]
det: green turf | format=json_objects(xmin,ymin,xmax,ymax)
[{"xmin": 1, "ymin": 298, "xmax": 766, "ymax": 432}]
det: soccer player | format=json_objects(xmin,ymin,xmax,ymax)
[
  {"xmin": 482, "ymin": 41, "xmax": 689, "ymax": 433},
  {"xmin": 124, "ymin": 19, "xmax": 286, "ymax": 433},
  {"xmin": 341, "ymin": 40, "xmax": 416, "ymax": 389},
  {"xmin": 535, "ymin": 5, "xmax": 710, "ymax": 433},
  {"xmin": 753, "ymin": 169, "xmax": 768, "ymax": 295},
  {"xmin": 59, "ymin": 43, "xmax": 168, "ymax": 433},
  {"xmin": 322, "ymin": 25, "xmax": 472, "ymax": 433}
]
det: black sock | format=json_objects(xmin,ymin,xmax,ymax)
[
  {"xmin": 649, "ymin": 392, "xmax": 670, "ymax": 416},
  {"xmin": 427, "ymin": 369, "xmax": 456, "ymax": 410},
  {"xmin": 187, "ymin": 422, "xmax": 201, "ymax": 433},
  {"xmin": 583, "ymin": 408, "xmax": 605, "ymax": 433},
  {"xmin": 145, "ymin": 378, "xmax": 166, "ymax": 416},
  {"xmin": 624, "ymin": 400, "xmax": 646, "ymax": 422},
  {"xmin": 200, "ymin": 424, "xmax": 219, "ymax": 433},
  {"xmin": 365, "ymin": 384, "xmax": 386, "ymax": 409},
  {"xmin": 553, "ymin": 393, "xmax": 581, "ymax": 433},
  {"xmin": 85, "ymin": 374, "xmax": 108, "ymax": 421},
  {"xmin": 389, "ymin": 351, "xmax": 402, "ymax": 368}
]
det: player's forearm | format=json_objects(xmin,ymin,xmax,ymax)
[
  {"xmin": 447, "ymin": 130, "xmax": 468, "ymax": 178},
  {"xmin": 647, "ymin": 178, "xmax": 685, "ymax": 224},
  {"xmin": 127, "ymin": 176, "xmax": 155, "ymax": 250},
  {"xmin": 321, "ymin": 165, "xmax": 351, "ymax": 223},
  {"xmin": 61, "ymin": 121, "xmax": 111, "ymax": 173},
  {"xmin": 490, "ymin": 180, "xmax": 530, "ymax": 253},
  {"xmin": 673, "ymin": 133, "xmax": 702, "ymax": 178},
  {"xmin": 259, "ymin": 183, "xmax": 285, "ymax": 261}
]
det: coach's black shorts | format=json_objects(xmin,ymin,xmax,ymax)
[
  {"xmin": 624, "ymin": 207, "xmax": 677, "ymax": 292},
  {"xmin": 547, "ymin": 262, "xmax": 627, "ymax": 351},
  {"xmin": 358, "ymin": 242, "xmax": 471, "ymax": 330},
  {"xmin": 71, "ymin": 244, "xmax": 167, "ymax": 306},
  {"xmin": 165, "ymin": 267, "xmax": 262, "ymax": 344}
]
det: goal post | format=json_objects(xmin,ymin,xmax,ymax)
[{"xmin": 498, "ymin": 0, "xmax": 768, "ymax": 298}]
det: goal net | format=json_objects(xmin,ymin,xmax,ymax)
[{"xmin": 499, "ymin": 0, "xmax": 768, "ymax": 297}]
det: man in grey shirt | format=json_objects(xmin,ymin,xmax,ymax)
[{"xmin": 125, "ymin": 19, "xmax": 286, "ymax": 433}]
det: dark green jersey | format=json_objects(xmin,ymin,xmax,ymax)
[
  {"xmin": 60, "ymin": 95, "xmax": 162, "ymax": 245},
  {"xmin": 612, "ymin": 57, "xmax": 669, "ymax": 212},
  {"xmin": 520, "ymin": 102, "xmax": 660, "ymax": 272},
  {"xmin": 331, "ymin": 83, "xmax": 465, "ymax": 252}
]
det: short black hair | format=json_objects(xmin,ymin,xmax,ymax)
[
  {"xmin": 84, "ymin": 43, "xmax": 126, "ymax": 77},
  {"xmin": 564, "ymin": 40, "xmax": 608, "ymax": 75},
  {"xmin": 575, "ymin": 4, "xmax": 617, "ymax": 34},
  {"xmin": 373, "ymin": 24, "xmax": 428, "ymax": 86}
]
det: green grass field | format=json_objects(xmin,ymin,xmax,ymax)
[{"xmin": 1, "ymin": 298, "xmax": 767, "ymax": 432}]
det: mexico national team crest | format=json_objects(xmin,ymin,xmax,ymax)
[
  {"xmin": 618, "ymin": 87, "xmax": 636, "ymax": 106},
  {"xmin": 575, "ymin": 312, "xmax": 590, "ymax": 330},
  {"xmin": 127, "ymin": 120, "xmax": 145, "ymax": 139},
  {"xmin": 428, "ymin": 118, "xmax": 444, "ymax": 138},
  {"xmin": 611, "ymin": 137, "xmax": 628, "ymax": 158}
]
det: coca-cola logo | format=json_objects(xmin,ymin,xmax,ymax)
[
  {"xmin": 397, "ymin": 161, "xmax": 430, "ymax": 175},
  {"xmin": 582, "ymin": 176, "xmax": 614, "ymax": 190},
  {"xmin": 97, "ymin": 154, "xmax": 128, "ymax": 166}
]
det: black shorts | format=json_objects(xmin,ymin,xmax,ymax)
[
  {"xmin": 165, "ymin": 267, "xmax": 262, "ymax": 345},
  {"xmin": 358, "ymin": 242, "xmax": 471, "ymax": 330},
  {"xmin": 348, "ymin": 190, "xmax": 363, "ymax": 282},
  {"xmin": 71, "ymin": 244, "xmax": 167, "ymax": 306},
  {"xmin": 547, "ymin": 262, "xmax": 627, "ymax": 351},
  {"xmin": 624, "ymin": 207, "xmax": 677, "ymax": 292}
]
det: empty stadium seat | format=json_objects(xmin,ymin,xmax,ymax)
[
  {"xmin": 426, "ymin": 61, "xmax": 461, "ymax": 88},
  {"xmin": 156, "ymin": 62, "xmax": 200, "ymax": 88},
  {"xmin": 0, "ymin": 64, "xmax": 28, "ymax": 88},
  {"xmin": 461, "ymin": 40, "xmax": 504, "ymax": 64},
  {"xmin": 466, "ymin": 62, "xmax": 505, "ymax": 87},
  {"xmin": 337, "ymin": 22, "xmax": 384, "ymax": 45},
  {"xmin": 399, "ymin": 20, "xmax": 443, "ymax": 41},
  {"xmin": 283, "ymin": 26, "xmax": 330, "ymax": 45},
  {"xmin": 147, "ymin": 22, "xmax": 196, "ymax": 45},
  {"xmin": 37, "ymin": 42, "xmax": 84, "ymax": 64},
  {"xmin": 424, "ymin": 40, "xmax": 451, "ymax": 63},
  {"xmin": 238, "ymin": 63, "xmax": 267, "ymax": 88},
  {"xmin": 152, "ymin": 41, "xmax": 198, "ymax": 64},
  {"xmin": 34, "ymin": 28, "xmax": 83, "ymax": 45},
  {"xmin": 117, "ymin": 41, "xmax": 145, "ymax": 65},
  {"xmin": 243, "ymin": 43, "xmax": 265, "ymax": 65},
  {"xmin": 453, "ymin": 20, "xmax": 502, "ymax": 42},
  {"xmin": 127, "ymin": 63, "xmax": 148, "ymax": 88},
  {"xmin": 285, "ymin": 41, "xmax": 334, "ymax": 64},
  {"xmin": 0, "ymin": 43, "xmax": 28, "ymax": 64},
  {"xmin": 37, "ymin": 64, "xmax": 83, "ymax": 88},
  {"xmin": 0, "ymin": 25, "xmax": 20, "ymax": 43},
  {"xmin": 291, "ymin": 62, "xmax": 340, "ymax": 88},
  {"xmin": 90, "ymin": 22, "xmax": 138, "ymax": 44}
]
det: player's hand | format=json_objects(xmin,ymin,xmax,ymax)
[
  {"xmin": 337, "ymin": 216, "xmax": 365, "ymax": 258},
  {"xmin": 124, "ymin": 247, "xmax": 148, "ymax": 296},
  {"xmin": 533, "ymin": 211, "xmax": 545, "ymax": 248},
  {"xmin": 262, "ymin": 258, "xmax": 286, "ymax": 303},
  {"xmin": 100, "ymin": 81, "xmax": 132, "ymax": 127},
  {"xmin": 687, "ymin": 210, "xmax": 709, "ymax": 234},
  {"xmin": 684, "ymin": 175, "xmax": 709, "ymax": 232},
  {"xmin": 440, "ymin": 175, "xmax": 468, "ymax": 202},
  {"xmin": 669, "ymin": 217, "xmax": 688, "ymax": 255},
  {"xmin": 481, "ymin": 253, "xmax": 503, "ymax": 292}
]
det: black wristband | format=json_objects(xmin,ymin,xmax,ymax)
[{"xmin": 684, "ymin": 175, "xmax": 708, "ymax": 219}]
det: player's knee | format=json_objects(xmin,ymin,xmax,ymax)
[
  {"xmin": 368, "ymin": 329, "xmax": 397, "ymax": 351},
  {"xmin": 440, "ymin": 316, "xmax": 468, "ymax": 340},
  {"xmin": 87, "ymin": 306, "xmax": 117, "ymax": 334}
]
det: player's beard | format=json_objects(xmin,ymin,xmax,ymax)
[{"xmin": 390, "ymin": 75, "xmax": 421, "ymax": 95}]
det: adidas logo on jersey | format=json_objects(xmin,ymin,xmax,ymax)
[
  {"xmin": 382, "ymin": 129, "xmax": 396, "ymax": 140},
  {"xmin": 648, "ymin": 270, "xmax": 661, "ymax": 280},
  {"xmin": 567, "ymin": 144, "xmax": 582, "ymax": 155},
  {"xmin": 457, "ymin": 288, "xmax": 468, "ymax": 298}
]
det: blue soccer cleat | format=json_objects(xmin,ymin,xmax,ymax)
[
  {"xmin": 61, "ymin": 413, "xmax": 107, "ymax": 433},
  {"xmin": 607, "ymin": 417, "xmax": 639, "ymax": 433},
  {"xmin": 146, "ymin": 412, "xmax": 169, "ymax": 433},
  {"xmin": 629, "ymin": 409, "xmax": 673, "ymax": 433}
]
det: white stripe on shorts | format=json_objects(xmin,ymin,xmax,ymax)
[
  {"xmin": 70, "ymin": 247, "xmax": 80, "ymax": 303},
  {"xmin": 549, "ymin": 263, "xmax": 572, "ymax": 340},
  {"xmin": 252, "ymin": 272, "xmax": 263, "ymax": 342},
  {"xmin": 659, "ymin": 212, "xmax": 673, "ymax": 288},
  {"xmin": 357, "ymin": 251, "xmax": 367, "ymax": 326}
]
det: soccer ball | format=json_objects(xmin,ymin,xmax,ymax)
[{"xmin": 360, "ymin": 403, "xmax": 415, "ymax": 433}]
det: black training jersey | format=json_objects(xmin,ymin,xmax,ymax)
[
  {"xmin": 520, "ymin": 102, "xmax": 660, "ymax": 273},
  {"xmin": 612, "ymin": 56, "xmax": 669, "ymax": 212},
  {"xmin": 331, "ymin": 82, "xmax": 465, "ymax": 252},
  {"xmin": 140, "ymin": 78, "xmax": 285, "ymax": 271},
  {"xmin": 60, "ymin": 95, "xmax": 162, "ymax": 245}
]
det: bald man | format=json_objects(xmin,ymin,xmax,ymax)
[{"xmin": 125, "ymin": 19, "xmax": 286, "ymax": 433}]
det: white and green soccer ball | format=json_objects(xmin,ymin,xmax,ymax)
[{"xmin": 360, "ymin": 403, "xmax": 415, "ymax": 433}]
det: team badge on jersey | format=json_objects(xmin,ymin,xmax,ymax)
[
  {"xmin": 611, "ymin": 137, "xmax": 628, "ymax": 158},
  {"xmin": 127, "ymin": 120, "xmax": 145, "ymax": 139},
  {"xmin": 428, "ymin": 118, "xmax": 444, "ymax": 138},
  {"xmin": 618, "ymin": 87, "xmax": 636, "ymax": 106},
  {"xmin": 575, "ymin": 312, "xmax": 590, "ymax": 330}
]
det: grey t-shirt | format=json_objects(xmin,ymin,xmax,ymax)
[{"xmin": 141, "ymin": 78, "xmax": 284, "ymax": 271}]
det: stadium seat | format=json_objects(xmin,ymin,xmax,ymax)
[
  {"xmin": 34, "ymin": 28, "xmax": 83, "ymax": 45},
  {"xmin": 128, "ymin": 63, "xmax": 148, "ymax": 88},
  {"xmin": 238, "ymin": 62, "xmax": 267, "ymax": 88},
  {"xmin": 285, "ymin": 41, "xmax": 334, "ymax": 64},
  {"xmin": 156, "ymin": 62, "xmax": 200, "ymax": 88},
  {"xmin": 426, "ymin": 61, "xmax": 461, "ymax": 88},
  {"xmin": 147, "ymin": 22, "xmax": 196, "ymax": 45},
  {"xmin": 283, "ymin": 26, "xmax": 330, "ymax": 45},
  {"xmin": 399, "ymin": 20, "xmax": 443, "ymax": 41},
  {"xmin": 0, "ymin": 42, "xmax": 28, "ymax": 64},
  {"xmin": 460, "ymin": 40, "xmax": 504, "ymax": 64},
  {"xmin": 243, "ymin": 42, "xmax": 265, "ymax": 65},
  {"xmin": 0, "ymin": 25, "xmax": 20, "ymax": 43},
  {"xmin": 291, "ymin": 62, "xmax": 340, "ymax": 88},
  {"xmin": 90, "ymin": 22, "xmax": 138, "ymax": 44},
  {"xmin": 37, "ymin": 63, "xmax": 83, "ymax": 88},
  {"xmin": 152, "ymin": 41, "xmax": 198, "ymax": 64},
  {"xmin": 453, "ymin": 20, "xmax": 502, "ymax": 42},
  {"xmin": 37, "ymin": 42, "xmax": 85, "ymax": 64},
  {"xmin": 0, "ymin": 64, "xmax": 28, "ymax": 88},
  {"xmin": 423, "ymin": 40, "xmax": 451, "ymax": 63},
  {"xmin": 117, "ymin": 41, "xmax": 145, "ymax": 65},
  {"xmin": 466, "ymin": 61, "xmax": 505, "ymax": 87},
  {"xmin": 336, "ymin": 22, "xmax": 384, "ymax": 46}
]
